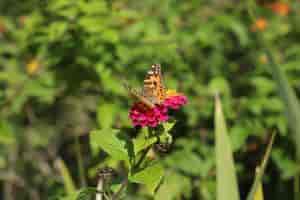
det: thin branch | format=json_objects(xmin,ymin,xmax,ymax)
[{"xmin": 96, "ymin": 177, "xmax": 104, "ymax": 200}]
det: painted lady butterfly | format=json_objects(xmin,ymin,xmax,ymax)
[{"xmin": 125, "ymin": 64, "xmax": 166, "ymax": 108}]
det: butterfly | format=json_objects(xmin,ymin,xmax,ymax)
[{"xmin": 124, "ymin": 64, "xmax": 167, "ymax": 109}]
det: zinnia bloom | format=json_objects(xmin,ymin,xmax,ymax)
[
  {"xmin": 129, "ymin": 90, "xmax": 187, "ymax": 127},
  {"xmin": 129, "ymin": 102, "xmax": 168, "ymax": 127},
  {"xmin": 164, "ymin": 90, "xmax": 188, "ymax": 110}
]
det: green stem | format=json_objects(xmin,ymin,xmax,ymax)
[
  {"xmin": 55, "ymin": 158, "xmax": 76, "ymax": 195},
  {"xmin": 75, "ymin": 136, "xmax": 86, "ymax": 187},
  {"xmin": 112, "ymin": 143, "xmax": 152, "ymax": 200},
  {"xmin": 133, "ymin": 146, "xmax": 152, "ymax": 172},
  {"xmin": 111, "ymin": 178, "xmax": 128, "ymax": 200}
]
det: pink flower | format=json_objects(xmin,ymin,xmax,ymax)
[
  {"xmin": 163, "ymin": 95, "xmax": 187, "ymax": 110},
  {"xmin": 129, "ymin": 102, "xmax": 168, "ymax": 127},
  {"xmin": 128, "ymin": 89, "xmax": 187, "ymax": 128}
]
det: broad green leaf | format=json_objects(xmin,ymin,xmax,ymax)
[
  {"xmin": 246, "ymin": 133, "xmax": 275, "ymax": 200},
  {"xmin": 164, "ymin": 150, "xmax": 204, "ymax": 176},
  {"xmin": 215, "ymin": 94, "xmax": 240, "ymax": 200},
  {"xmin": 90, "ymin": 129, "xmax": 130, "ymax": 162},
  {"xmin": 133, "ymin": 135, "xmax": 157, "ymax": 156},
  {"xmin": 129, "ymin": 162, "xmax": 164, "ymax": 194}
]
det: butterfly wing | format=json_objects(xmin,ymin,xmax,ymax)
[
  {"xmin": 123, "ymin": 81, "xmax": 155, "ymax": 108},
  {"xmin": 142, "ymin": 64, "xmax": 166, "ymax": 104}
]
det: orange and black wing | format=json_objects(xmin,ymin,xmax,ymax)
[{"xmin": 142, "ymin": 64, "xmax": 166, "ymax": 104}]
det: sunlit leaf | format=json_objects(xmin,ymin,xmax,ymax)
[
  {"xmin": 155, "ymin": 171, "xmax": 191, "ymax": 200},
  {"xmin": 129, "ymin": 162, "xmax": 164, "ymax": 194},
  {"xmin": 215, "ymin": 94, "xmax": 240, "ymax": 200},
  {"xmin": 90, "ymin": 129, "xmax": 131, "ymax": 162}
]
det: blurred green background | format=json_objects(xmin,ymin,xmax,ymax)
[{"xmin": 0, "ymin": 0, "xmax": 300, "ymax": 199}]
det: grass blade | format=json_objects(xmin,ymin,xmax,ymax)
[
  {"xmin": 265, "ymin": 51, "xmax": 300, "ymax": 159},
  {"xmin": 254, "ymin": 182, "xmax": 264, "ymax": 200},
  {"xmin": 246, "ymin": 132, "xmax": 275, "ymax": 200},
  {"xmin": 215, "ymin": 94, "xmax": 240, "ymax": 200},
  {"xmin": 55, "ymin": 158, "xmax": 76, "ymax": 195}
]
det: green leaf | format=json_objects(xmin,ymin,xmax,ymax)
[
  {"xmin": 272, "ymin": 148, "xmax": 300, "ymax": 179},
  {"xmin": 162, "ymin": 122, "xmax": 176, "ymax": 132},
  {"xmin": 246, "ymin": 133, "xmax": 275, "ymax": 200},
  {"xmin": 97, "ymin": 103, "xmax": 116, "ymax": 128},
  {"xmin": 264, "ymin": 51, "xmax": 300, "ymax": 159},
  {"xmin": 90, "ymin": 129, "xmax": 131, "ymax": 162},
  {"xmin": 208, "ymin": 77, "xmax": 231, "ymax": 96},
  {"xmin": 155, "ymin": 171, "xmax": 191, "ymax": 200},
  {"xmin": 129, "ymin": 162, "xmax": 164, "ymax": 194},
  {"xmin": 133, "ymin": 128, "xmax": 157, "ymax": 155},
  {"xmin": 215, "ymin": 94, "xmax": 240, "ymax": 200},
  {"xmin": 164, "ymin": 150, "xmax": 204, "ymax": 176},
  {"xmin": 230, "ymin": 125, "xmax": 249, "ymax": 152},
  {"xmin": 0, "ymin": 121, "xmax": 16, "ymax": 146}
]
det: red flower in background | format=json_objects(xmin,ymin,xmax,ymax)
[{"xmin": 267, "ymin": 2, "xmax": 290, "ymax": 16}]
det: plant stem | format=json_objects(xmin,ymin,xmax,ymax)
[
  {"xmin": 55, "ymin": 158, "xmax": 76, "ymax": 195},
  {"xmin": 111, "ymin": 178, "xmax": 128, "ymax": 200},
  {"xmin": 96, "ymin": 177, "xmax": 104, "ymax": 200},
  {"xmin": 134, "ymin": 146, "xmax": 152, "ymax": 172},
  {"xmin": 75, "ymin": 136, "xmax": 86, "ymax": 187},
  {"xmin": 112, "ymin": 146, "xmax": 152, "ymax": 200}
]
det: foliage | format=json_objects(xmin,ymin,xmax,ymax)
[
  {"xmin": 215, "ymin": 94, "xmax": 239, "ymax": 200},
  {"xmin": 0, "ymin": 0, "xmax": 300, "ymax": 199}
]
